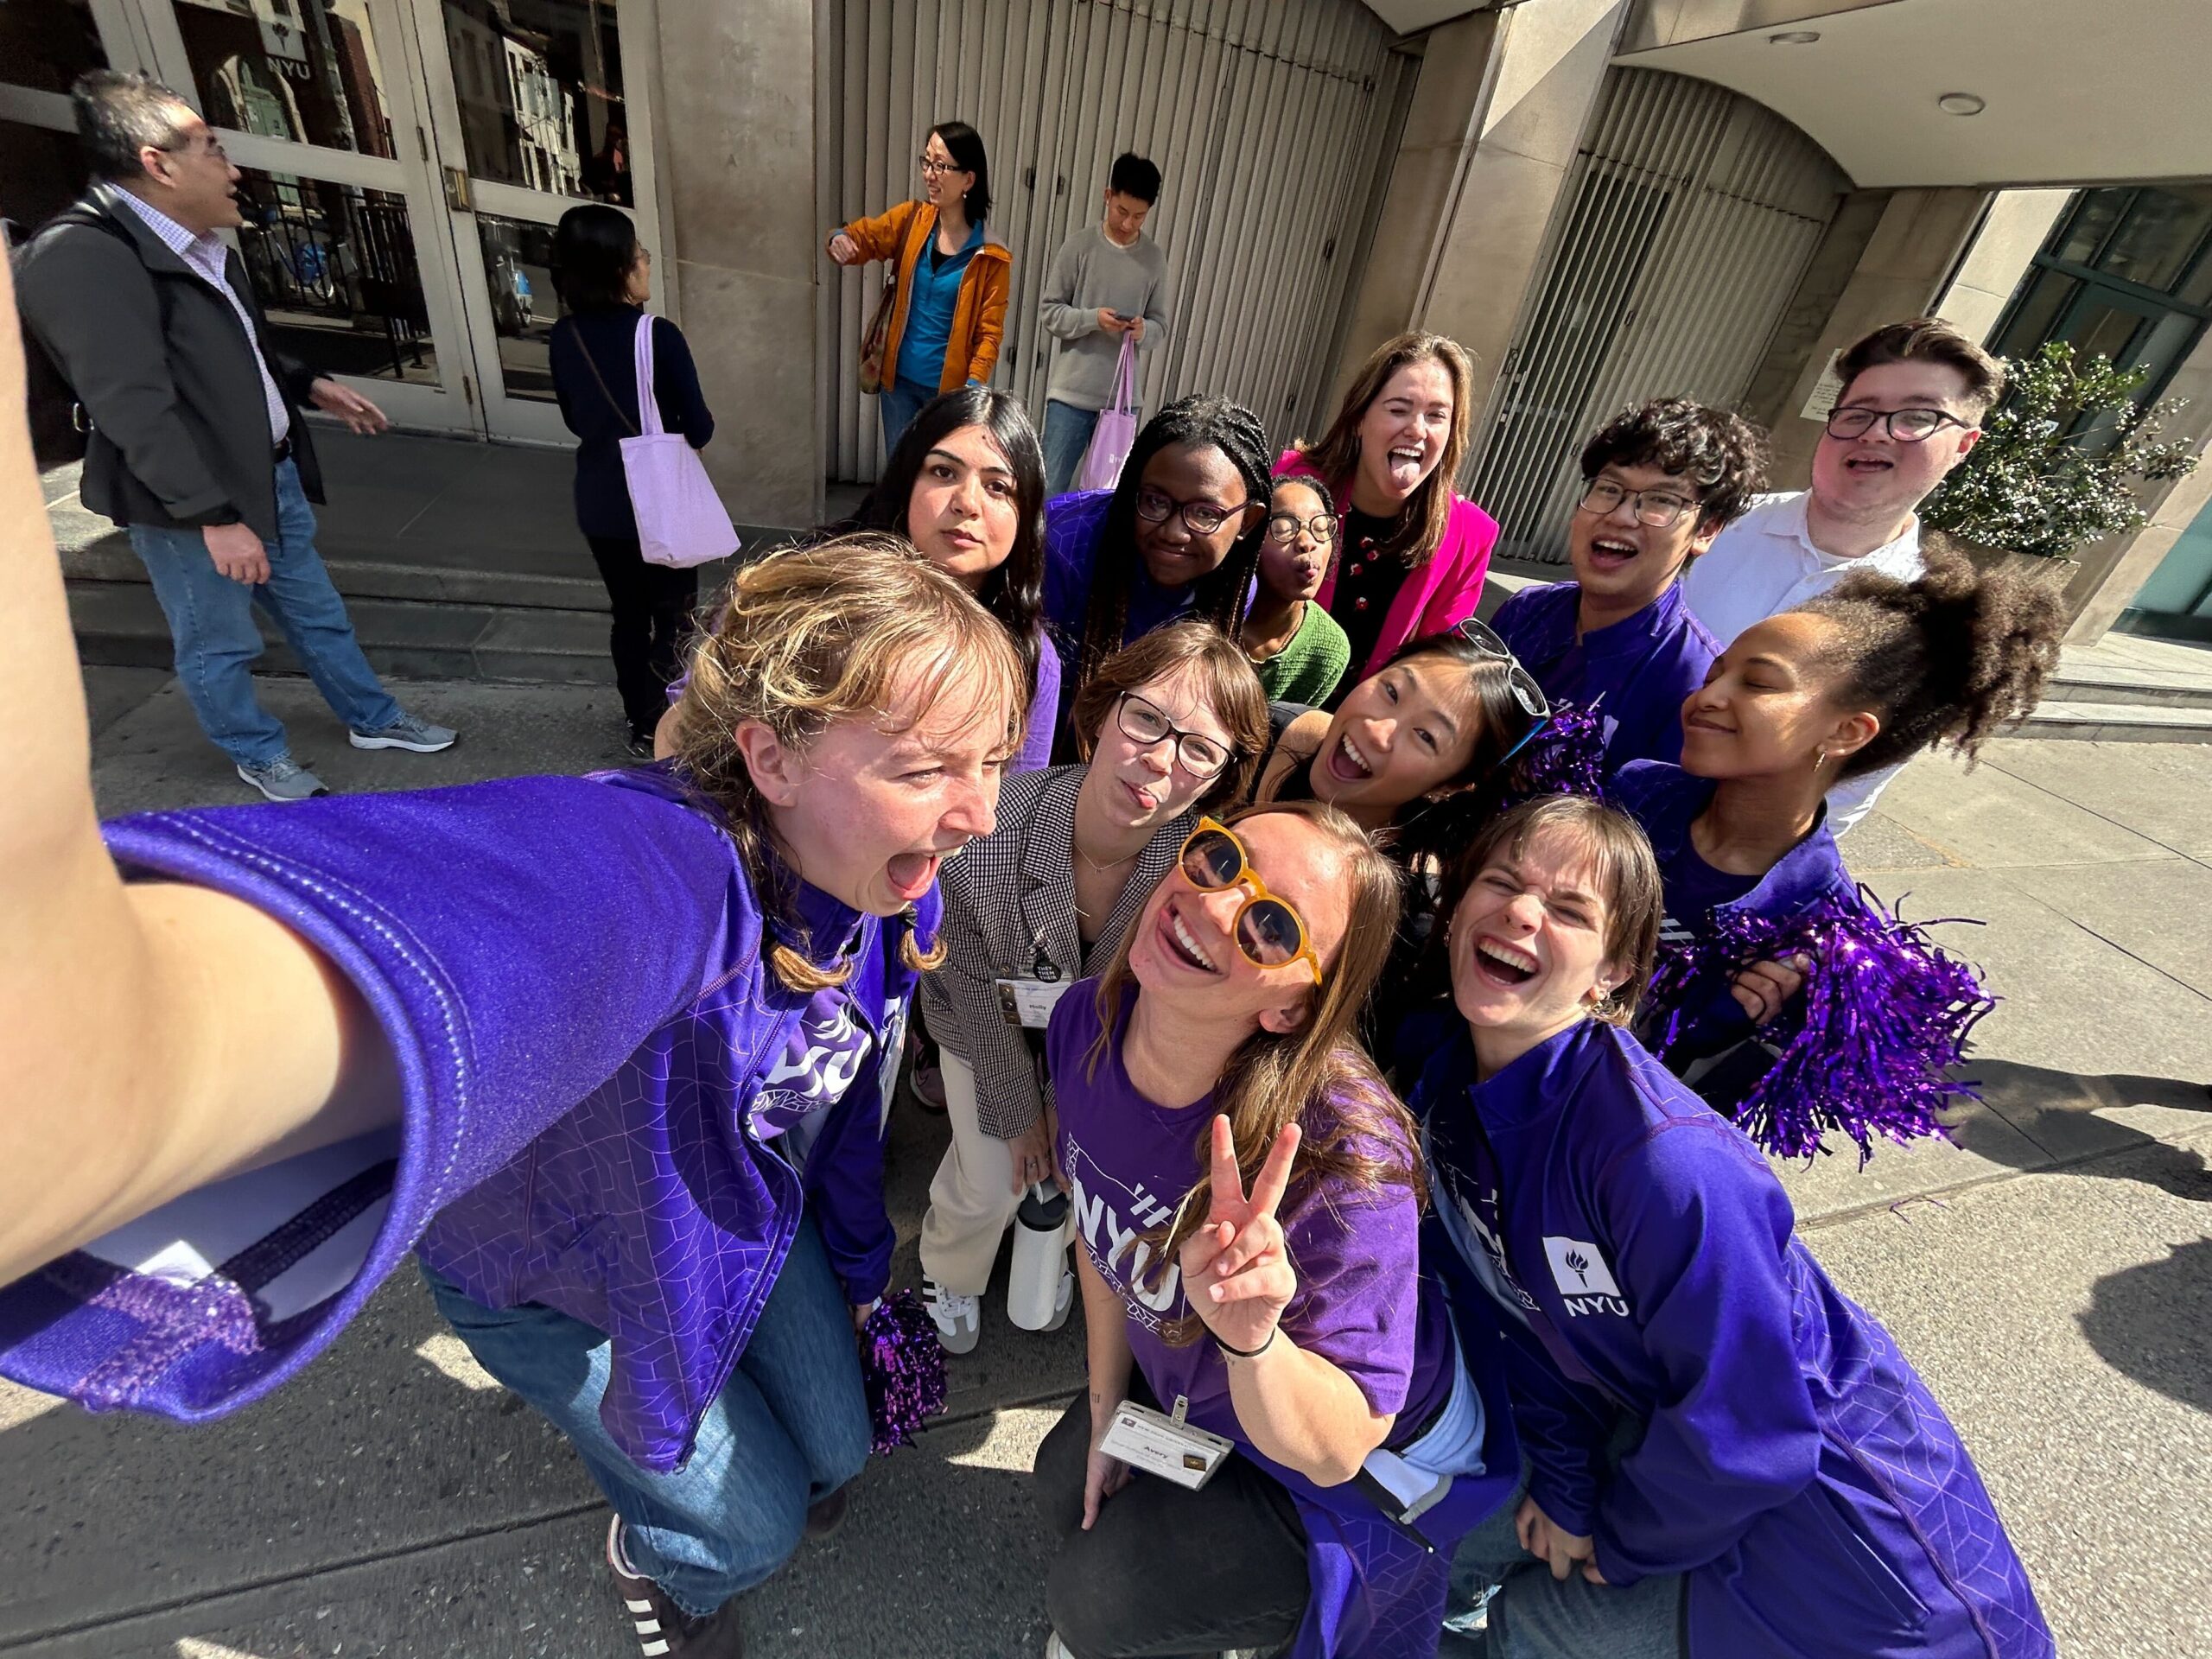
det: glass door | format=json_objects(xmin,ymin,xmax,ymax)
[
  {"xmin": 404, "ymin": 0, "xmax": 660, "ymax": 444},
  {"xmin": 142, "ymin": 0, "xmax": 484, "ymax": 435}
]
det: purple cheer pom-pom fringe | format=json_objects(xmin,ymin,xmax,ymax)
[
  {"xmin": 1506, "ymin": 702, "xmax": 1608, "ymax": 805},
  {"xmin": 860, "ymin": 1290, "xmax": 948, "ymax": 1456},
  {"xmin": 1644, "ymin": 886, "xmax": 1995, "ymax": 1166}
]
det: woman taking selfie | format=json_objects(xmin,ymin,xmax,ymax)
[
  {"xmin": 829, "ymin": 120, "xmax": 1009, "ymax": 453},
  {"xmin": 916, "ymin": 622, "xmax": 1268, "ymax": 1354},
  {"xmin": 1411, "ymin": 794, "xmax": 2051, "ymax": 1659},
  {"xmin": 1034, "ymin": 804, "xmax": 1509, "ymax": 1659},
  {"xmin": 1281, "ymin": 333, "xmax": 1497, "ymax": 685}
]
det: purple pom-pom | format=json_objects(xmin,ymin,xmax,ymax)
[
  {"xmin": 859, "ymin": 1290, "xmax": 949, "ymax": 1456},
  {"xmin": 1643, "ymin": 887, "xmax": 1994, "ymax": 1165},
  {"xmin": 1506, "ymin": 702, "xmax": 1608, "ymax": 805}
]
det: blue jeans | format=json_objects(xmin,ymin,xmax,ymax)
[
  {"xmin": 421, "ymin": 1217, "xmax": 870, "ymax": 1619},
  {"xmin": 125, "ymin": 457, "xmax": 401, "ymax": 766},
  {"xmin": 1041, "ymin": 398, "xmax": 1103, "ymax": 499},
  {"xmin": 1443, "ymin": 1457, "xmax": 1685, "ymax": 1659},
  {"xmin": 878, "ymin": 377, "xmax": 935, "ymax": 457}
]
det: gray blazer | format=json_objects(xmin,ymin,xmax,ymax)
[
  {"xmin": 918, "ymin": 764, "xmax": 1191, "ymax": 1140},
  {"xmin": 15, "ymin": 182, "xmax": 323, "ymax": 544}
]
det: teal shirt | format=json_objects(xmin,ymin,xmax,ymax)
[{"xmin": 1253, "ymin": 601, "xmax": 1351, "ymax": 706}]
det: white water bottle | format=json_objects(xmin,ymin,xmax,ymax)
[{"xmin": 1006, "ymin": 1182, "xmax": 1071, "ymax": 1331}]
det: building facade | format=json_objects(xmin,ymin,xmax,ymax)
[{"xmin": 7, "ymin": 0, "xmax": 2209, "ymax": 643}]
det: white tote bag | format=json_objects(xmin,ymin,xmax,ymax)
[{"xmin": 620, "ymin": 314, "xmax": 741, "ymax": 569}]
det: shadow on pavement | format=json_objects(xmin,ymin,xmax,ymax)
[
  {"xmin": 2079, "ymin": 1237, "xmax": 2212, "ymax": 1416},
  {"xmin": 1950, "ymin": 1058, "xmax": 2212, "ymax": 1199}
]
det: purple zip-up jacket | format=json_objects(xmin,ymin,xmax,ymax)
[
  {"xmin": 1414, "ymin": 1018, "xmax": 2052, "ymax": 1658},
  {"xmin": 1613, "ymin": 758, "xmax": 1857, "ymax": 1082},
  {"xmin": 0, "ymin": 766, "xmax": 929, "ymax": 1473},
  {"xmin": 1491, "ymin": 580, "xmax": 1719, "ymax": 774}
]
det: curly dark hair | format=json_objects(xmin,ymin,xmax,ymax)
[
  {"xmin": 1578, "ymin": 397, "xmax": 1770, "ymax": 531},
  {"xmin": 1799, "ymin": 543, "xmax": 2063, "ymax": 779},
  {"xmin": 1070, "ymin": 395, "xmax": 1273, "ymax": 702}
]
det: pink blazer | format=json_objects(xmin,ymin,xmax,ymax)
[{"xmin": 1277, "ymin": 448, "xmax": 1499, "ymax": 680}]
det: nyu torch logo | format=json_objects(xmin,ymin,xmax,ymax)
[{"xmin": 1541, "ymin": 1236, "xmax": 1629, "ymax": 1319}]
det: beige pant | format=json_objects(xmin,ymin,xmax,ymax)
[{"xmin": 918, "ymin": 1049, "xmax": 1028, "ymax": 1294}]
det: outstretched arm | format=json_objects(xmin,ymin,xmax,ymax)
[{"xmin": 0, "ymin": 254, "xmax": 388, "ymax": 1288}]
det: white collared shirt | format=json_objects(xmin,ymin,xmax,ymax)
[
  {"xmin": 112, "ymin": 189, "xmax": 290, "ymax": 444},
  {"xmin": 1681, "ymin": 492, "xmax": 1927, "ymax": 836}
]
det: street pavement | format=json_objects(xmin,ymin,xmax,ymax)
[{"xmin": 3, "ymin": 668, "xmax": 2207, "ymax": 1658}]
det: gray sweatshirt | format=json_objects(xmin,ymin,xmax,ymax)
[{"xmin": 1039, "ymin": 226, "xmax": 1172, "ymax": 411}]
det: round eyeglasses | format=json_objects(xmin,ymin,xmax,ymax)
[
  {"xmin": 1116, "ymin": 692, "xmax": 1232, "ymax": 777},
  {"xmin": 1265, "ymin": 511, "xmax": 1339, "ymax": 545},
  {"xmin": 1135, "ymin": 487, "xmax": 1252, "ymax": 538},
  {"xmin": 1822, "ymin": 405, "xmax": 1971, "ymax": 442},
  {"xmin": 1576, "ymin": 478, "xmax": 1698, "ymax": 531},
  {"xmin": 1177, "ymin": 817, "xmax": 1325, "ymax": 986}
]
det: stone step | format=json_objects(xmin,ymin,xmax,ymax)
[
  {"xmin": 2016, "ymin": 699, "xmax": 2212, "ymax": 744},
  {"xmin": 67, "ymin": 578, "xmax": 616, "ymax": 686},
  {"xmin": 2041, "ymin": 666, "xmax": 2212, "ymax": 711}
]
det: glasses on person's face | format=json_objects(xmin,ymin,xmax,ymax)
[
  {"xmin": 1822, "ymin": 405, "xmax": 1972, "ymax": 443},
  {"xmin": 1575, "ymin": 477, "xmax": 1698, "ymax": 531},
  {"xmin": 1265, "ymin": 511, "xmax": 1339, "ymax": 546},
  {"xmin": 918, "ymin": 152, "xmax": 959, "ymax": 176},
  {"xmin": 1177, "ymin": 817, "xmax": 1325, "ymax": 987},
  {"xmin": 1117, "ymin": 692, "xmax": 1232, "ymax": 777},
  {"xmin": 1135, "ymin": 487, "xmax": 1249, "ymax": 538},
  {"xmin": 161, "ymin": 134, "xmax": 231, "ymax": 164}
]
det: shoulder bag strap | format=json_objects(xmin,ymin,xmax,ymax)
[
  {"xmin": 631, "ymin": 312, "xmax": 664, "ymax": 437},
  {"xmin": 573, "ymin": 322, "xmax": 638, "ymax": 436}
]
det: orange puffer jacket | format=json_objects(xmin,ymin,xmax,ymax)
[{"xmin": 835, "ymin": 199, "xmax": 1011, "ymax": 392}]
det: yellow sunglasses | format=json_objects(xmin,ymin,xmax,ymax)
[{"xmin": 1176, "ymin": 817, "xmax": 1325, "ymax": 987}]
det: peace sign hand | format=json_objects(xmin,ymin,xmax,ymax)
[{"xmin": 1179, "ymin": 1113, "xmax": 1301, "ymax": 1356}]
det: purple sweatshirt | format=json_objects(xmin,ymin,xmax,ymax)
[
  {"xmin": 1491, "ymin": 579, "xmax": 1719, "ymax": 774},
  {"xmin": 0, "ymin": 765, "xmax": 931, "ymax": 1474},
  {"xmin": 1415, "ymin": 1017, "xmax": 2052, "ymax": 1658},
  {"xmin": 1050, "ymin": 981, "xmax": 1511, "ymax": 1659}
]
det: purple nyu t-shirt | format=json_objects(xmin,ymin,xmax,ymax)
[{"xmin": 1048, "ymin": 980, "xmax": 1442, "ymax": 1444}]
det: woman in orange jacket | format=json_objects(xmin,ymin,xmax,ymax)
[{"xmin": 829, "ymin": 121, "xmax": 1012, "ymax": 454}]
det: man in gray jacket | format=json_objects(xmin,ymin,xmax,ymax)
[
  {"xmin": 17, "ymin": 71, "xmax": 455, "ymax": 800},
  {"xmin": 1038, "ymin": 152, "xmax": 1173, "ymax": 497}
]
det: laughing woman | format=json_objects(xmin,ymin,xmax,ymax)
[
  {"xmin": 1413, "ymin": 794, "xmax": 2052, "ymax": 1659},
  {"xmin": 1617, "ymin": 548, "xmax": 2063, "ymax": 1154},
  {"xmin": 1035, "ymin": 804, "xmax": 1510, "ymax": 1659},
  {"xmin": 1280, "ymin": 333, "xmax": 1497, "ymax": 687},
  {"xmin": 915, "ymin": 622, "xmax": 1268, "ymax": 1355}
]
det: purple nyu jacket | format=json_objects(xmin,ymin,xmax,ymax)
[
  {"xmin": 1415, "ymin": 1018, "xmax": 2052, "ymax": 1658},
  {"xmin": 1491, "ymin": 580, "xmax": 1719, "ymax": 775},
  {"xmin": 0, "ymin": 766, "xmax": 930, "ymax": 1473}
]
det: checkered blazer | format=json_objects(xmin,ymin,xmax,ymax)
[{"xmin": 918, "ymin": 764, "xmax": 1192, "ymax": 1139}]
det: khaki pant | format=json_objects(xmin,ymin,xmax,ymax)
[{"xmin": 918, "ymin": 1049, "xmax": 1029, "ymax": 1294}]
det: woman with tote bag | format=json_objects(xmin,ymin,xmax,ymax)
[{"xmin": 550, "ymin": 204, "xmax": 731, "ymax": 754}]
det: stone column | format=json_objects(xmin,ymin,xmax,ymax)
[
  {"xmin": 1324, "ymin": 0, "xmax": 1630, "ymax": 423},
  {"xmin": 647, "ymin": 0, "xmax": 821, "ymax": 529},
  {"xmin": 1935, "ymin": 188, "xmax": 2074, "ymax": 344}
]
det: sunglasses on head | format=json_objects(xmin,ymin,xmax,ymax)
[
  {"xmin": 1451, "ymin": 617, "xmax": 1553, "ymax": 766},
  {"xmin": 1175, "ymin": 817, "xmax": 1325, "ymax": 987}
]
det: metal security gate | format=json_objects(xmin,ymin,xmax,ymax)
[
  {"xmin": 817, "ymin": 0, "xmax": 1413, "ymax": 482},
  {"xmin": 1469, "ymin": 67, "xmax": 1849, "ymax": 563}
]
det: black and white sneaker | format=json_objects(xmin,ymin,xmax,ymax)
[{"xmin": 607, "ymin": 1516, "xmax": 745, "ymax": 1656}]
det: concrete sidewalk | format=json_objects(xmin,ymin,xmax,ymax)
[{"xmin": 3, "ymin": 671, "xmax": 2208, "ymax": 1658}]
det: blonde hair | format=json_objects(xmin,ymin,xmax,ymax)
[
  {"xmin": 673, "ymin": 533, "xmax": 1026, "ymax": 988},
  {"xmin": 1295, "ymin": 332, "xmax": 1476, "ymax": 570},
  {"xmin": 1085, "ymin": 800, "xmax": 1422, "ymax": 1342}
]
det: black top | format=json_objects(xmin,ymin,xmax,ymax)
[
  {"xmin": 1326, "ymin": 506, "xmax": 1408, "ymax": 690},
  {"xmin": 549, "ymin": 307, "xmax": 716, "ymax": 540}
]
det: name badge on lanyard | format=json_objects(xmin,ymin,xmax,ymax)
[
  {"xmin": 1098, "ymin": 1395, "xmax": 1233, "ymax": 1490},
  {"xmin": 997, "ymin": 944, "xmax": 1071, "ymax": 1028}
]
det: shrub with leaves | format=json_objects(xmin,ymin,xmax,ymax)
[{"xmin": 1921, "ymin": 340, "xmax": 2199, "ymax": 560}]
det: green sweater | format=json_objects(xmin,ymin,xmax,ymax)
[{"xmin": 1252, "ymin": 601, "xmax": 1351, "ymax": 706}]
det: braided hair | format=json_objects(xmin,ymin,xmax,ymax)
[
  {"xmin": 1071, "ymin": 394, "xmax": 1273, "ymax": 703},
  {"xmin": 1799, "ymin": 541, "xmax": 2063, "ymax": 778}
]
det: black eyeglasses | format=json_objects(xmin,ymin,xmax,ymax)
[
  {"xmin": 159, "ymin": 135, "xmax": 231, "ymax": 162},
  {"xmin": 918, "ymin": 153, "xmax": 962, "ymax": 176},
  {"xmin": 1116, "ymin": 692, "xmax": 1232, "ymax": 777},
  {"xmin": 1135, "ymin": 487, "xmax": 1254, "ymax": 538},
  {"xmin": 1576, "ymin": 478, "xmax": 1698, "ymax": 530},
  {"xmin": 1265, "ymin": 511, "xmax": 1339, "ymax": 546},
  {"xmin": 1822, "ymin": 405, "xmax": 1973, "ymax": 442}
]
